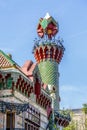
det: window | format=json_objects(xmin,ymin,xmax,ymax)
[
  {"xmin": 25, "ymin": 119, "xmax": 39, "ymax": 130},
  {"xmin": 6, "ymin": 112, "xmax": 15, "ymax": 130}
]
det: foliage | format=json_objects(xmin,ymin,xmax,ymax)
[
  {"xmin": 53, "ymin": 124, "xmax": 60, "ymax": 130},
  {"xmin": 82, "ymin": 104, "xmax": 87, "ymax": 114},
  {"xmin": 85, "ymin": 118, "xmax": 87, "ymax": 129},
  {"xmin": 63, "ymin": 120, "xmax": 76, "ymax": 130},
  {"xmin": 82, "ymin": 104, "xmax": 87, "ymax": 129}
]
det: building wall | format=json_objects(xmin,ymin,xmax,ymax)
[
  {"xmin": 14, "ymin": 90, "xmax": 49, "ymax": 130},
  {"xmin": 0, "ymin": 89, "xmax": 48, "ymax": 130},
  {"xmin": 72, "ymin": 109, "xmax": 85, "ymax": 130}
]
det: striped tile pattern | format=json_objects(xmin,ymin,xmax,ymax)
[
  {"xmin": 0, "ymin": 50, "xmax": 15, "ymax": 68},
  {"xmin": 38, "ymin": 60, "xmax": 58, "ymax": 87}
]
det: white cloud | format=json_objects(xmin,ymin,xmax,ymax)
[
  {"xmin": 0, "ymin": 47, "xmax": 14, "ymax": 53},
  {"xmin": 60, "ymin": 85, "xmax": 87, "ymax": 109},
  {"xmin": 60, "ymin": 85, "xmax": 78, "ymax": 92}
]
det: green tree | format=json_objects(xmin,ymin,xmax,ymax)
[
  {"xmin": 82, "ymin": 104, "xmax": 87, "ymax": 114},
  {"xmin": 82, "ymin": 104, "xmax": 87, "ymax": 130}
]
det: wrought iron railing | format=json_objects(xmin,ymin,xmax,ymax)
[{"xmin": 0, "ymin": 100, "xmax": 29, "ymax": 114}]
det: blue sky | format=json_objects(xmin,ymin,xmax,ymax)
[{"xmin": 0, "ymin": 0, "xmax": 87, "ymax": 109}]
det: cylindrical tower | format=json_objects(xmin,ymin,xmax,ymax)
[{"xmin": 33, "ymin": 13, "xmax": 64, "ymax": 111}]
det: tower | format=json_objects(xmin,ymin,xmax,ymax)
[{"xmin": 33, "ymin": 13, "xmax": 64, "ymax": 111}]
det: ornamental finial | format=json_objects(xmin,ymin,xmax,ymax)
[
  {"xmin": 44, "ymin": 12, "xmax": 50, "ymax": 19},
  {"xmin": 37, "ymin": 13, "xmax": 59, "ymax": 39}
]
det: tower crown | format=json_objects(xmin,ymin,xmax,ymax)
[
  {"xmin": 33, "ymin": 14, "xmax": 64, "ymax": 64},
  {"xmin": 34, "ymin": 42, "xmax": 64, "ymax": 63}
]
